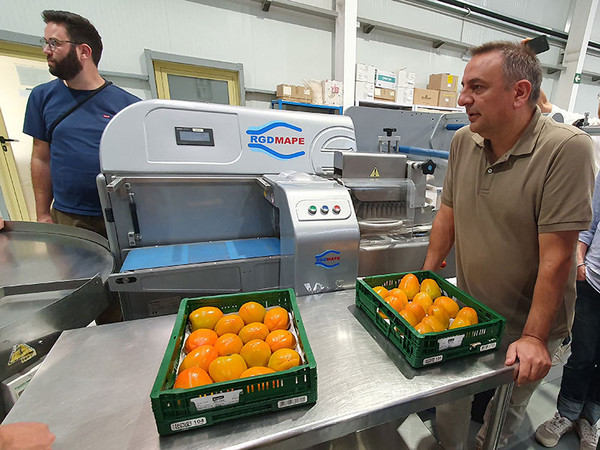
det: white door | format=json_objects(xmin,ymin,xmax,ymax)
[{"xmin": 0, "ymin": 51, "xmax": 54, "ymax": 221}]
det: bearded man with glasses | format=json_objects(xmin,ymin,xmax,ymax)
[
  {"xmin": 24, "ymin": 10, "xmax": 139, "ymax": 239},
  {"xmin": 23, "ymin": 10, "xmax": 140, "ymax": 324}
]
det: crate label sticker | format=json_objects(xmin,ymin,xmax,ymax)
[
  {"xmin": 191, "ymin": 389, "xmax": 242, "ymax": 411},
  {"xmin": 480, "ymin": 342, "xmax": 497, "ymax": 352},
  {"xmin": 278, "ymin": 395, "xmax": 308, "ymax": 409},
  {"xmin": 423, "ymin": 355, "xmax": 443, "ymax": 365},
  {"xmin": 8, "ymin": 344, "xmax": 36, "ymax": 366},
  {"xmin": 437, "ymin": 334, "xmax": 465, "ymax": 351},
  {"xmin": 170, "ymin": 417, "xmax": 206, "ymax": 432}
]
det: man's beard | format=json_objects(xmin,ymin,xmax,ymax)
[{"xmin": 49, "ymin": 46, "xmax": 83, "ymax": 80}]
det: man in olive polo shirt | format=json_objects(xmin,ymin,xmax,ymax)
[{"xmin": 422, "ymin": 41, "xmax": 594, "ymax": 449}]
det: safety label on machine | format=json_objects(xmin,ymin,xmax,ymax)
[
  {"xmin": 170, "ymin": 417, "xmax": 207, "ymax": 431},
  {"xmin": 192, "ymin": 389, "xmax": 242, "ymax": 411},
  {"xmin": 278, "ymin": 395, "xmax": 308, "ymax": 409},
  {"xmin": 369, "ymin": 167, "xmax": 380, "ymax": 178},
  {"xmin": 8, "ymin": 343, "xmax": 36, "ymax": 366},
  {"xmin": 437, "ymin": 334, "xmax": 465, "ymax": 351}
]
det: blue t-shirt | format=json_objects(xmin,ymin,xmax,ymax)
[{"xmin": 23, "ymin": 79, "xmax": 140, "ymax": 216}]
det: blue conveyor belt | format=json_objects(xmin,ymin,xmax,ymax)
[{"xmin": 120, "ymin": 238, "xmax": 281, "ymax": 272}]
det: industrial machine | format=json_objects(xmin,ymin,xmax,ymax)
[
  {"xmin": 343, "ymin": 106, "xmax": 465, "ymax": 276},
  {"xmin": 98, "ymin": 100, "xmax": 359, "ymax": 319},
  {"xmin": 0, "ymin": 221, "xmax": 113, "ymax": 418},
  {"xmin": 98, "ymin": 101, "xmax": 465, "ymax": 319}
]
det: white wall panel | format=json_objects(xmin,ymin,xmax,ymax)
[
  {"xmin": 573, "ymin": 81, "xmax": 600, "ymax": 117},
  {"xmin": 467, "ymin": 0, "xmax": 574, "ymax": 31},
  {"xmin": 359, "ymin": 1, "xmax": 464, "ymax": 42},
  {"xmin": 591, "ymin": 4, "xmax": 600, "ymax": 42},
  {"xmin": 0, "ymin": 0, "xmax": 334, "ymax": 103}
]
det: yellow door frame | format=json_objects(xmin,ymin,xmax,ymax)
[
  {"xmin": 0, "ymin": 40, "xmax": 43, "ymax": 221},
  {"xmin": 152, "ymin": 59, "xmax": 241, "ymax": 105}
]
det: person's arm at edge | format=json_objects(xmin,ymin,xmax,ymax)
[
  {"xmin": 505, "ymin": 230, "xmax": 579, "ymax": 385},
  {"xmin": 31, "ymin": 138, "xmax": 53, "ymax": 224},
  {"xmin": 421, "ymin": 203, "xmax": 455, "ymax": 271},
  {"xmin": 0, "ymin": 422, "xmax": 55, "ymax": 449}
]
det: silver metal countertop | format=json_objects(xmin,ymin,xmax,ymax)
[{"xmin": 3, "ymin": 289, "xmax": 514, "ymax": 449}]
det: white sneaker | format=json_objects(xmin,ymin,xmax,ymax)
[
  {"xmin": 575, "ymin": 418, "xmax": 599, "ymax": 450},
  {"xmin": 535, "ymin": 412, "xmax": 575, "ymax": 447}
]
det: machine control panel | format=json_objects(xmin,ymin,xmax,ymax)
[{"xmin": 297, "ymin": 200, "xmax": 351, "ymax": 221}]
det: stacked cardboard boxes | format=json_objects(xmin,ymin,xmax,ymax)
[
  {"xmin": 374, "ymin": 68, "xmax": 397, "ymax": 102},
  {"xmin": 425, "ymin": 73, "xmax": 459, "ymax": 108},
  {"xmin": 355, "ymin": 63, "xmax": 376, "ymax": 101},
  {"xmin": 396, "ymin": 69, "xmax": 415, "ymax": 105},
  {"xmin": 322, "ymin": 80, "xmax": 343, "ymax": 106},
  {"xmin": 276, "ymin": 84, "xmax": 312, "ymax": 103}
]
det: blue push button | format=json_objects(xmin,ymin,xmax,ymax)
[{"xmin": 321, "ymin": 205, "xmax": 329, "ymax": 214}]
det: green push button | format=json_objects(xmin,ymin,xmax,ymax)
[{"xmin": 308, "ymin": 205, "xmax": 317, "ymax": 215}]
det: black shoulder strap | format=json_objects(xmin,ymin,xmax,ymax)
[{"xmin": 47, "ymin": 80, "xmax": 113, "ymax": 143}]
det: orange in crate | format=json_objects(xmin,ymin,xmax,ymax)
[
  {"xmin": 214, "ymin": 333, "xmax": 244, "ymax": 356},
  {"xmin": 179, "ymin": 344, "xmax": 219, "ymax": 372},
  {"xmin": 264, "ymin": 307, "xmax": 290, "ymax": 331},
  {"xmin": 184, "ymin": 328, "xmax": 218, "ymax": 354},
  {"xmin": 174, "ymin": 367, "xmax": 213, "ymax": 389}
]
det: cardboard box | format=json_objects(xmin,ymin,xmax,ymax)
[
  {"xmin": 396, "ymin": 69, "xmax": 416, "ymax": 87},
  {"xmin": 396, "ymin": 86, "xmax": 414, "ymax": 105},
  {"xmin": 374, "ymin": 69, "xmax": 396, "ymax": 89},
  {"xmin": 355, "ymin": 81, "xmax": 375, "ymax": 101},
  {"xmin": 356, "ymin": 63, "xmax": 377, "ymax": 83},
  {"xmin": 413, "ymin": 88, "xmax": 440, "ymax": 106},
  {"xmin": 276, "ymin": 84, "xmax": 294, "ymax": 100},
  {"xmin": 322, "ymin": 80, "xmax": 343, "ymax": 106},
  {"xmin": 374, "ymin": 87, "xmax": 396, "ymax": 102},
  {"xmin": 292, "ymin": 85, "xmax": 312, "ymax": 103},
  {"xmin": 428, "ymin": 73, "xmax": 458, "ymax": 92},
  {"xmin": 438, "ymin": 91, "xmax": 457, "ymax": 108}
]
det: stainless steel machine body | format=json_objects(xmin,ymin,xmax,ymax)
[
  {"xmin": 0, "ymin": 221, "xmax": 113, "ymax": 417},
  {"xmin": 97, "ymin": 100, "xmax": 359, "ymax": 319},
  {"xmin": 342, "ymin": 106, "xmax": 467, "ymax": 277}
]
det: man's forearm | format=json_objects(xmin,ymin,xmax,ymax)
[
  {"xmin": 422, "ymin": 204, "xmax": 455, "ymax": 271},
  {"xmin": 31, "ymin": 156, "xmax": 53, "ymax": 220},
  {"xmin": 522, "ymin": 231, "xmax": 579, "ymax": 342}
]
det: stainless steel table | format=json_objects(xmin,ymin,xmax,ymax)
[{"xmin": 3, "ymin": 290, "xmax": 514, "ymax": 449}]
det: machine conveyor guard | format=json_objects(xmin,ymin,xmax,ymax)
[{"xmin": 120, "ymin": 237, "xmax": 281, "ymax": 272}]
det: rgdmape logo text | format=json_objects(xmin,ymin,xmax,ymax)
[
  {"xmin": 246, "ymin": 121, "xmax": 306, "ymax": 160},
  {"xmin": 315, "ymin": 250, "xmax": 341, "ymax": 269}
]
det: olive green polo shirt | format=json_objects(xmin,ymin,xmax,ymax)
[{"xmin": 442, "ymin": 107, "xmax": 594, "ymax": 338}]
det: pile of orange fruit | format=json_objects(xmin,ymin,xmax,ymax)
[
  {"xmin": 173, "ymin": 302, "xmax": 302, "ymax": 390},
  {"xmin": 373, "ymin": 274, "xmax": 478, "ymax": 334}
]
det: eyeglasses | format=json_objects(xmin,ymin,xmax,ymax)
[{"xmin": 40, "ymin": 37, "xmax": 79, "ymax": 51}]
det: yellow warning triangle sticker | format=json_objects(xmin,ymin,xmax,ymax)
[
  {"xmin": 8, "ymin": 343, "xmax": 36, "ymax": 366},
  {"xmin": 370, "ymin": 167, "xmax": 380, "ymax": 178}
]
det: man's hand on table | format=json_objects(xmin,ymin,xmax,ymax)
[
  {"xmin": 504, "ymin": 335, "xmax": 551, "ymax": 386},
  {"xmin": 0, "ymin": 422, "xmax": 55, "ymax": 450}
]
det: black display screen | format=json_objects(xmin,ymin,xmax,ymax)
[{"xmin": 175, "ymin": 127, "xmax": 215, "ymax": 146}]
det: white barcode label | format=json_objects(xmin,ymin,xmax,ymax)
[
  {"xmin": 438, "ymin": 334, "xmax": 465, "ymax": 351},
  {"xmin": 191, "ymin": 389, "xmax": 242, "ymax": 411},
  {"xmin": 480, "ymin": 342, "xmax": 497, "ymax": 352},
  {"xmin": 278, "ymin": 395, "xmax": 308, "ymax": 408},
  {"xmin": 423, "ymin": 355, "xmax": 443, "ymax": 365},
  {"xmin": 170, "ymin": 417, "xmax": 206, "ymax": 431}
]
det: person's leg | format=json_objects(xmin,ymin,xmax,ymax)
[
  {"xmin": 477, "ymin": 337, "xmax": 563, "ymax": 448},
  {"xmin": 51, "ymin": 207, "xmax": 107, "ymax": 238},
  {"xmin": 557, "ymin": 280, "xmax": 600, "ymax": 421},
  {"xmin": 436, "ymin": 394, "xmax": 473, "ymax": 450}
]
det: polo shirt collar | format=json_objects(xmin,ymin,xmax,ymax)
[{"xmin": 471, "ymin": 106, "xmax": 543, "ymax": 159}]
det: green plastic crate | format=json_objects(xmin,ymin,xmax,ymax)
[
  {"xmin": 150, "ymin": 289, "xmax": 317, "ymax": 435},
  {"xmin": 356, "ymin": 271, "xmax": 506, "ymax": 368}
]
